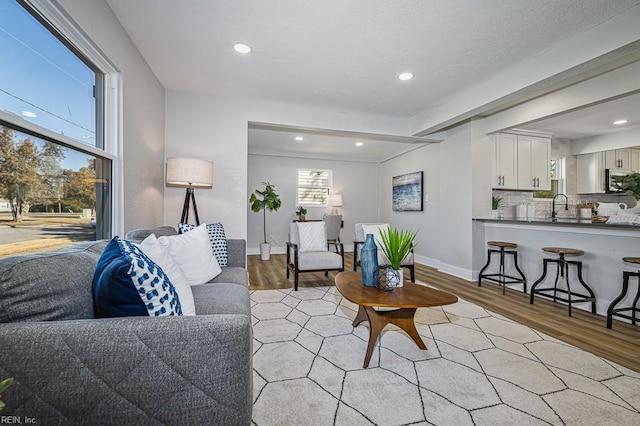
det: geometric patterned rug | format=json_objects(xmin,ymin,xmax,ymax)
[{"xmin": 250, "ymin": 284, "xmax": 640, "ymax": 425}]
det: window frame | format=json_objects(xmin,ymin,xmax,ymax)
[
  {"xmin": 296, "ymin": 168, "xmax": 333, "ymax": 206},
  {"xmin": 3, "ymin": 0, "xmax": 124, "ymax": 236}
]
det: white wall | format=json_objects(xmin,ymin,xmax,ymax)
[
  {"xmin": 59, "ymin": 0, "xmax": 166, "ymax": 233},
  {"xmin": 379, "ymin": 143, "xmax": 442, "ymax": 268},
  {"xmin": 247, "ymin": 154, "xmax": 379, "ymax": 253}
]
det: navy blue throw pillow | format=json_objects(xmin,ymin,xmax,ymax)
[{"xmin": 92, "ymin": 237, "xmax": 183, "ymax": 318}]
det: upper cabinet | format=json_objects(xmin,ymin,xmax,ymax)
[
  {"xmin": 604, "ymin": 148, "xmax": 631, "ymax": 170},
  {"xmin": 494, "ymin": 133, "xmax": 518, "ymax": 189},
  {"xmin": 517, "ymin": 135, "xmax": 551, "ymax": 190},
  {"xmin": 493, "ymin": 133, "xmax": 551, "ymax": 190},
  {"xmin": 630, "ymin": 148, "xmax": 640, "ymax": 172}
]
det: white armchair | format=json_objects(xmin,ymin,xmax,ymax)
[
  {"xmin": 353, "ymin": 223, "xmax": 415, "ymax": 282},
  {"xmin": 286, "ymin": 222, "xmax": 344, "ymax": 291}
]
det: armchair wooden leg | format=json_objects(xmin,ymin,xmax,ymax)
[{"xmin": 294, "ymin": 269, "xmax": 299, "ymax": 291}]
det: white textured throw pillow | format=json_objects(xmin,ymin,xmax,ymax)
[
  {"xmin": 297, "ymin": 222, "xmax": 327, "ymax": 252},
  {"xmin": 361, "ymin": 223, "xmax": 389, "ymax": 248},
  {"xmin": 158, "ymin": 224, "xmax": 222, "ymax": 285},
  {"xmin": 137, "ymin": 234, "xmax": 196, "ymax": 316}
]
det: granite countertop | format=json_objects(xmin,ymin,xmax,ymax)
[{"xmin": 473, "ymin": 216, "xmax": 640, "ymax": 230}]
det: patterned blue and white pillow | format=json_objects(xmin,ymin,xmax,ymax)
[
  {"xmin": 93, "ymin": 237, "xmax": 183, "ymax": 317},
  {"xmin": 179, "ymin": 222, "xmax": 228, "ymax": 266}
]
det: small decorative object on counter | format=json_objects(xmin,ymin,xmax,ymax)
[
  {"xmin": 492, "ymin": 195, "xmax": 502, "ymax": 218},
  {"xmin": 360, "ymin": 234, "xmax": 379, "ymax": 287}
]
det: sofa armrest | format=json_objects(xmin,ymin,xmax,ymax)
[
  {"xmin": 0, "ymin": 315, "xmax": 252, "ymax": 424},
  {"xmin": 227, "ymin": 239, "xmax": 246, "ymax": 268}
]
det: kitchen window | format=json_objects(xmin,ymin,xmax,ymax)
[
  {"xmin": 297, "ymin": 168, "xmax": 332, "ymax": 206},
  {"xmin": 0, "ymin": 0, "xmax": 121, "ymax": 257},
  {"xmin": 533, "ymin": 156, "xmax": 565, "ymax": 199}
]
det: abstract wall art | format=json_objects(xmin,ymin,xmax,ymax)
[{"xmin": 392, "ymin": 171, "xmax": 423, "ymax": 211}]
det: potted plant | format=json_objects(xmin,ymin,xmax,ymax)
[
  {"xmin": 491, "ymin": 195, "xmax": 502, "ymax": 218},
  {"xmin": 295, "ymin": 206, "xmax": 307, "ymax": 221},
  {"xmin": 379, "ymin": 226, "xmax": 418, "ymax": 289},
  {"xmin": 0, "ymin": 377, "xmax": 13, "ymax": 411},
  {"xmin": 613, "ymin": 173, "xmax": 640, "ymax": 200},
  {"xmin": 250, "ymin": 182, "xmax": 282, "ymax": 260}
]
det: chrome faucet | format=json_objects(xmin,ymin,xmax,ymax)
[{"xmin": 551, "ymin": 193, "xmax": 569, "ymax": 221}]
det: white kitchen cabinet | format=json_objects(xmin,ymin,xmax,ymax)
[
  {"xmin": 517, "ymin": 135, "xmax": 551, "ymax": 190},
  {"xmin": 577, "ymin": 152, "xmax": 606, "ymax": 194},
  {"xmin": 631, "ymin": 148, "xmax": 640, "ymax": 173},
  {"xmin": 604, "ymin": 148, "xmax": 631, "ymax": 170},
  {"xmin": 493, "ymin": 133, "xmax": 518, "ymax": 189}
]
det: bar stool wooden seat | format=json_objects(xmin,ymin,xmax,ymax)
[
  {"xmin": 607, "ymin": 257, "xmax": 640, "ymax": 329},
  {"xmin": 478, "ymin": 241, "xmax": 527, "ymax": 295},
  {"xmin": 529, "ymin": 247, "xmax": 596, "ymax": 316}
]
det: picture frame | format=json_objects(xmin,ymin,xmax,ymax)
[{"xmin": 392, "ymin": 171, "xmax": 423, "ymax": 212}]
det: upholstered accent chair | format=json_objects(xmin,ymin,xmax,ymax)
[
  {"xmin": 353, "ymin": 222, "xmax": 415, "ymax": 282},
  {"xmin": 323, "ymin": 214, "xmax": 342, "ymax": 252},
  {"xmin": 286, "ymin": 222, "xmax": 344, "ymax": 291}
]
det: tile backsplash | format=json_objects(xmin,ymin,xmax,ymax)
[{"xmin": 492, "ymin": 190, "xmax": 637, "ymax": 219}]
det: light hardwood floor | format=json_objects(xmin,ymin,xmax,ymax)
[{"xmin": 249, "ymin": 252, "xmax": 640, "ymax": 373}]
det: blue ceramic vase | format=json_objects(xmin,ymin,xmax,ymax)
[{"xmin": 360, "ymin": 234, "xmax": 379, "ymax": 287}]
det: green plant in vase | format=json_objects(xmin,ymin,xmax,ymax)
[
  {"xmin": 379, "ymin": 226, "xmax": 417, "ymax": 289},
  {"xmin": 295, "ymin": 205, "xmax": 307, "ymax": 221},
  {"xmin": 492, "ymin": 195, "xmax": 503, "ymax": 210},
  {"xmin": 0, "ymin": 377, "xmax": 14, "ymax": 411},
  {"xmin": 612, "ymin": 173, "xmax": 640, "ymax": 200},
  {"xmin": 250, "ymin": 182, "xmax": 282, "ymax": 260}
]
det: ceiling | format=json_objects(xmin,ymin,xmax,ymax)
[
  {"xmin": 517, "ymin": 92, "xmax": 640, "ymax": 140},
  {"xmin": 105, "ymin": 0, "xmax": 640, "ymax": 160}
]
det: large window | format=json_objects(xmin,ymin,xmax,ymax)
[
  {"xmin": 297, "ymin": 169, "xmax": 332, "ymax": 206},
  {"xmin": 0, "ymin": 1, "xmax": 116, "ymax": 257}
]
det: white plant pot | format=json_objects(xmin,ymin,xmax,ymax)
[
  {"xmin": 385, "ymin": 268, "xmax": 404, "ymax": 288},
  {"xmin": 260, "ymin": 242, "xmax": 271, "ymax": 260}
]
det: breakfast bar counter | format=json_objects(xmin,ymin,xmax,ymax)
[{"xmin": 473, "ymin": 217, "xmax": 640, "ymax": 320}]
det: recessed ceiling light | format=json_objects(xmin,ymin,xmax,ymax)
[
  {"xmin": 613, "ymin": 119, "xmax": 628, "ymax": 125},
  {"xmin": 21, "ymin": 110, "xmax": 37, "ymax": 118},
  {"xmin": 233, "ymin": 42, "xmax": 252, "ymax": 54},
  {"xmin": 295, "ymin": 136, "xmax": 304, "ymax": 141},
  {"xmin": 355, "ymin": 142, "xmax": 364, "ymax": 147},
  {"xmin": 398, "ymin": 72, "xmax": 414, "ymax": 81}
]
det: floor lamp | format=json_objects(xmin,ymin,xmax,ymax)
[{"xmin": 166, "ymin": 158, "xmax": 213, "ymax": 226}]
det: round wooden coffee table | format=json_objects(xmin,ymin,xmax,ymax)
[{"xmin": 335, "ymin": 271, "xmax": 458, "ymax": 368}]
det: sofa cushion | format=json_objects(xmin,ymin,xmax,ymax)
[
  {"xmin": 191, "ymin": 283, "xmax": 251, "ymax": 316},
  {"xmin": 137, "ymin": 234, "xmax": 196, "ymax": 316},
  {"xmin": 93, "ymin": 237, "xmax": 183, "ymax": 317},
  {"xmin": 158, "ymin": 224, "xmax": 222, "ymax": 285},
  {"xmin": 179, "ymin": 223, "xmax": 229, "ymax": 266},
  {"xmin": 208, "ymin": 266, "xmax": 248, "ymax": 287},
  {"xmin": 0, "ymin": 240, "xmax": 107, "ymax": 323}
]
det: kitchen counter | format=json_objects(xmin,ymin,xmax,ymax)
[
  {"xmin": 474, "ymin": 217, "xmax": 640, "ymax": 231},
  {"xmin": 473, "ymin": 217, "xmax": 640, "ymax": 319}
]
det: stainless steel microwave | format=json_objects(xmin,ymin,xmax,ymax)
[{"xmin": 605, "ymin": 168, "xmax": 633, "ymax": 193}]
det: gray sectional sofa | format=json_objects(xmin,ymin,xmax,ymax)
[{"xmin": 0, "ymin": 226, "xmax": 252, "ymax": 425}]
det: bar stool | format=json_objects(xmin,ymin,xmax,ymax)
[
  {"xmin": 478, "ymin": 241, "xmax": 527, "ymax": 295},
  {"xmin": 529, "ymin": 247, "xmax": 596, "ymax": 316},
  {"xmin": 607, "ymin": 257, "xmax": 640, "ymax": 329}
]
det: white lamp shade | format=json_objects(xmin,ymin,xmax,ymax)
[
  {"xmin": 328, "ymin": 194, "xmax": 343, "ymax": 207},
  {"xmin": 166, "ymin": 158, "xmax": 213, "ymax": 188}
]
